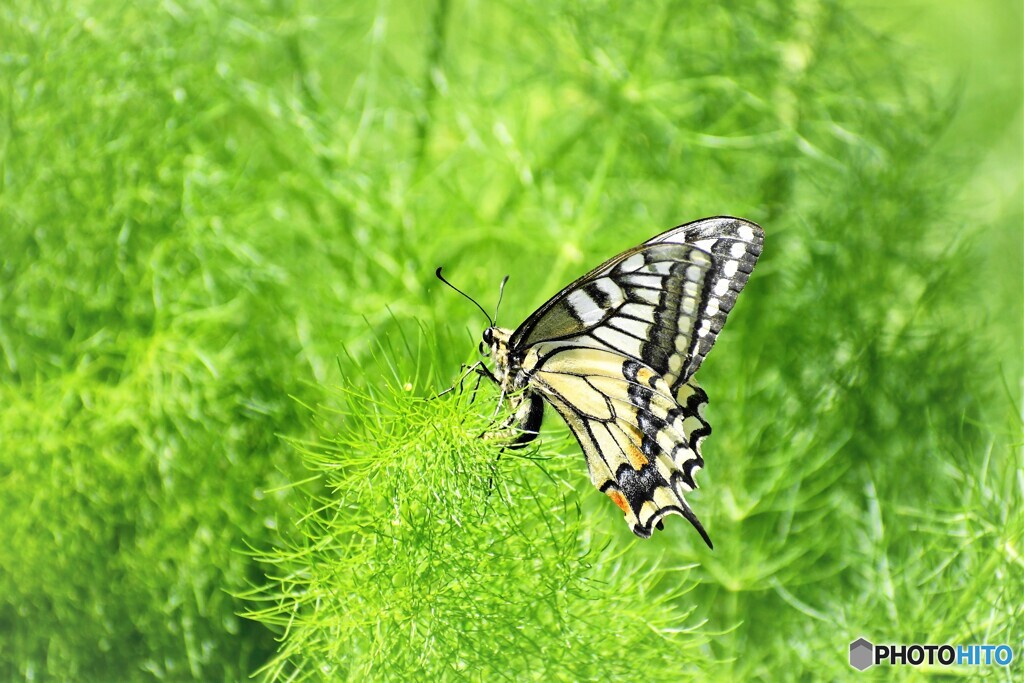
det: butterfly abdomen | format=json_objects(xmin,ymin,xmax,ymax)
[{"xmin": 506, "ymin": 393, "xmax": 544, "ymax": 449}]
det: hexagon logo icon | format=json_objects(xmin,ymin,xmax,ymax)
[{"xmin": 849, "ymin": 637, "xmax": 874, "ymax": 671}]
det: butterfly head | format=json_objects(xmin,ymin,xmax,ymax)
[
  {"xmin": 479, "ymin": 325, "xmax": 501, "ymax": 349},
  {"xmin": 481, "ymin": 326, "xmax": 513, "ymax": 380}
]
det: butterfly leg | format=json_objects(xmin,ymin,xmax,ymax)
[
  {"xmin": 464, "ymin": 369, "xmax": 485, "ymax": 404},
  {"xmin": 468, "ymin": 362, "xmax": 499, "ymax": 405},
  {"xmin": 434, "ymin": 361, "xmax": 492, "ymax": 399}
]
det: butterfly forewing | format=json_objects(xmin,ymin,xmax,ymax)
[{"xmin": 512, "ymin": 217, "xmax": 763, "ymax": 393}]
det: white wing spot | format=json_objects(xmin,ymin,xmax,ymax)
[
  {"xmin": 592, "ymin": 326, "xmax": 643, "ymax": 357},
  {"xmin": 592, "ymin": 278, "xmax": 625, "ymax": 306},
  {"xmin": 633, "ymin": 287, "xmax": 660, "ymax": 305},
  {"xmin": 621, "ymin": 303, "xmax": 656, "ymax": 321},
  {"xmin": 697, "ymin": 319, "xmax": 711, "ymax": 337},
  {"xmin": 684, "ymin": 281, "xmax": 700, "ymax": 298},
  {"xmin": 730, "ymin": 241, "xmax": 748, "ymax": 258},
  {"xmin": 738, "ymin": 225, "xmax": 755, "ymax": 241},
  {"xmin": 623, "ymin": 273, "xmax": 664, "ymax": 290},
  {"xmin": 619, "ymin": 253, "xmax": 646, "ymax": 272},
  {"xmin": 682, "ymin": 297, "xmax": 696, "ymax": 315},
  {"xmin": 713, "ymin": 279, "xmax": 729, "ymax": 296},
  {"xmin": 706, "ymin": 297, "xmax": 720, "ymax": 316},
  {"xmin": 723, "ymin": 260, "xmax": 739, "ymax": 277},
  {"xmin": 685, "ymin": 264, "xmax": 702, "ymax": 283},
  {"xmin": 567, "ymin": 289, "xmax": 603, "ymax": 324},
  {"xmin": 610, "ymin": 317, "xmax": 651, "ymax": 339}
]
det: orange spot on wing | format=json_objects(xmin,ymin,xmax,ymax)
[
  {"xmin": 608, "ymin": 490, "xmax": 630, "ymax": 514},
  {"xmin": 623, "ymin": 424, "xmax": 649, "ymax": 468},
  {"xmin": 636, "ymin": 366, "xmax": 655, "ymax": 386}
]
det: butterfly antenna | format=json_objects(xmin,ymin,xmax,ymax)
[
  {"xmin": 493, "ymin": 275, "xmax": 510, "ymax": 326},
  {"xmin": 436, "ymin": 267, "xmax": 494, "ymax": 326}
]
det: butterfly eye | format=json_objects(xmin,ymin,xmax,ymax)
[{"xmin": 482, "ymin": 328, "xmax": 494, "ymax": 345}]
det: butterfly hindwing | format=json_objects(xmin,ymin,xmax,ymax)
[{"xmin": 522, "ymin": 344, "xmax": 714, "ymax": 543}]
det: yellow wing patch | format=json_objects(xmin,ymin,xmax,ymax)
[{"xmin": 539, "ymin": 372, "xmax": 613, "ymax": 420}]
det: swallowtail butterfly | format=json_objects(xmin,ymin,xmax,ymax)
[{"xmin": 438, "ymin": 216, "xmax": 763, "ymax": 546}]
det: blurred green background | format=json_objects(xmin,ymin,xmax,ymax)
[{"xmin": 1, "ymin": 0, "xmax": 1020, "ymax": 681}]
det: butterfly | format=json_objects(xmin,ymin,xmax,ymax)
[{"xmin": 437, "ymin": 216, "xmax": 763, "ymax": 546}]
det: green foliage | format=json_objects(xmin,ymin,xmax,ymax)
[
  {"xmin": 0, "ymin": 0, "xmax": 1019, "ymax": 681},
  {"xmin": 245, "ymin": 332, "xmax": 711, "ymax": 681}
]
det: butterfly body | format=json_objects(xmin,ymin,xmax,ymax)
[{"xmin": 466, "ymin": 217, "xmax": 763, "ymax": 546}]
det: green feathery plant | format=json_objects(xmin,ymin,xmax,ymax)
[{"xmin": 244, "ymin": 325, "xmax": 712, "ymax": 681}]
